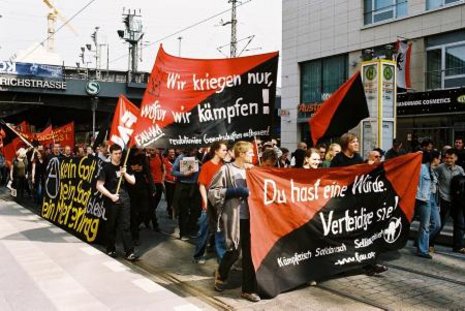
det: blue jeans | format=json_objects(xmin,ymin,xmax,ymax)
[
  {"xmin": 215, "ymin": 231, "xmax": 226, "ymax": 261},
  {"xmin": 429, "ymin": 194, "xmax": 441, "ymax": 242},
  {"xmin": 193, "ymin": 210, "xmax": 226, "ymax": 261},
  {"xmin": 193, "ymin": 210, "xmax": 209, "ymax": 260},
  {"xmin": 416, "ymin": 199, "xmax": 431, "ymax": 255}
]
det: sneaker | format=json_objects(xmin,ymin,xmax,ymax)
[
  {"xmin": 241, "ymin": 292, "xmax": 261, "ymax": 302},
  {"xmin": 214, "ymin": 270, "xmax": 226, "ymax": 292},
  {"xmin": 308, "ymin": 280, "xmax": 317, "ymax": 286},
  {"xmin": 417, "ymin": 252, "xmax": 433, "ymax": 259},
  {"xmin": 364, "ymin": 264, "xmax": 388, "ymax": 276},
  {"xmin": 107, "ymin": 250, "xmax": 117, "ymax": 258},
  {"xmin": 453, "ymin": 248, "xmax": 465, "ymax": 254},
  {"xmin": 193, "ymin": 257, "xmax": 206, "ymax": 264},
  {"xmin": 180, "ymin": 236, "xmax": 189, "ymax": 241},
  {"xmin": 125, "ymin": 252, "xmax": 138, "ymax": 261}
]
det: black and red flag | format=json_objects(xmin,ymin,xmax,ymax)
[
  {"xmin": 246, "ymin": 152, "xmax": 421, "ymax": 298},
  {"xmin": 0, "ymin": 120, "xmax": 33, "ymax": 162},
  {"xmin": 309, "ymin": 71, "xmax": 369, "ymax": 146},
  {"xmin": 132, "ymin": 45, "xmax": 279, "ymax": 148}
]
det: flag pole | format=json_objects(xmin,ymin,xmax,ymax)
[
  {"xmin": 0, "ymin": 120, "xmax": 34, "ymax": 149},
  {"xmin": 253, "ymin": 135, "xmax": 261, "ymax": 166},
  {"xmin": 115, "ymin": 147, "xmax": 131, "ymax": 194}
]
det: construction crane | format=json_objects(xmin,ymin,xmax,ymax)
[{"xmin": 42, "ymin": 0, "xmax": 78, "ymax": 52}]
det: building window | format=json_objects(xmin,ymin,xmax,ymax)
[
  {"xmin": 364, "ymin": 0, "xmax": 408, "ymax": 25},
  {"xmin": 426, "ymin": 32, "xmax": 465, "ymax": 89},
  {"xmin": 300, "ymin": 55, "xmax": 347, "ymax": 106},
  {"xmin": 426, "ymin": 0, "xmax": 463, "ymax": 10}
]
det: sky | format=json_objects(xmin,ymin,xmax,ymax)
[{"xmin": 0, "ymin": 0, "xmax": 282, "ymax": 76}]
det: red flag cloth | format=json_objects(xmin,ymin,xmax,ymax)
[
  {"xmin": 35, "ymin": 125, "xmax": 53, "ymax": 143},
  {"xmin": 35, "ymin": 122, "xmax": 74, "ymax": 148},
  {"xmin": 16, "ymin": 121, "xmax": 31, "ymax": 136},
  {"xmin": 53, "ymin": 122, "xmax": 75, "ymax": 148},
  {"xmin": 395, "ymin": 40, "xmax": 412, "ymax": 89},
  {"xmin": 3, "ymin": 137, "xmax": 24, "ymax": 163},
  {"xmin": 132, "ymin": 45, "xmax": 279, "ymax": 148},
  {"xmin": 1, "ymin": 121, "xmax": 32, "ymax": 162},
  {"xmin": 109, "ymin": 95, "xmax": 140, "ymax": 149},
  {"xmin": 309, "ymin": 71, "xmax": 369, "ymax": 146}
]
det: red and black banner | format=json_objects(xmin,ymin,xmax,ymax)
[
  {"xmin": 309, "ymin": 71, "xmax": 369, "ymax": 146},
  {"xmin": 246, "ymin": 152, "xmax": 421, "ymax": 298},
  {"xmin": 132, "ymin": 45, "xmax": 279, "ymax": 148}
]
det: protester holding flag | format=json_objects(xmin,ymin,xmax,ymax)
[
  {"xmin": 96, "ymin": 144, "xmax": 137, "ymax": 261},
  {"xmin": 208, "ymin": 141, "xmax": 260, "ymax": 303}
]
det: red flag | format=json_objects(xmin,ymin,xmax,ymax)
[
  {"xmin": 395, "ymin": 40, "xmax": 412, "ymax": 89},
  {"xmin": 109, "ymin": 95, "xmax": 140, "ymax": 149},
  {"xmin": 53, "ymin": 122, "xmax": 75, "ymax": 148},
  {"xmin": 35, "ymin": 123, "xmax": 74, "ymax": 148},
  {"xmin": 3, "ymin": 137, "xmax": 24, "ymax": 163},
  {"xmin": 309, "ymin": 71, "xmax": 369, "ymax": 146}
]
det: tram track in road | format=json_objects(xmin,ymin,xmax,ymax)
[
  {"xmin": 317, "ymin": 284, "xmax": 389, "ymax": 311},
  {"xmin": 123, "ymin": 259, "xmax": 234, "ymax": 311},
  {"xmin": 383, "ymin": 262, "xmax": 465, "ymax": 287}
]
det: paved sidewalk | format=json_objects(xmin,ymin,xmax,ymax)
[{"xmin": 0, "ymin": 199, "xmax": 212, "ymax": 311}]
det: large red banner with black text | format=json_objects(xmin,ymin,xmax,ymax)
[
  {"xmin": 132, "ymin": 45, "xmax": 279, "ymax": 148},
  {"xmin": 246, "ymin": 153, "xmax": 421, "ymax": 298}
]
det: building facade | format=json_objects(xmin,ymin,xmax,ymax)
[
  {"xmin": 281, "ymin": 0, "xmax": 465, "ymax": 151},
  {"xmin": 0, "ymin": 60, "xmax": 148, "ymax": 142}
]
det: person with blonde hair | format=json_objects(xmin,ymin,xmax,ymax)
[
  {"xmin": 321, "ymin": 143, "xmax": 341, "ymax": 168},
  {"xmin": 209, "ymin": 141, "xmax": 260, "ymax": 302},
  {"xmin": 10, "ymin": 147, "xmax": 28, "ymax": 203}
]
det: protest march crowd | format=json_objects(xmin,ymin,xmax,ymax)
[{"xmin": 1, "ymin": 132, "xmax": 465, "ymax": 302}]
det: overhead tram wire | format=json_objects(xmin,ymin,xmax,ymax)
[
  {"xmin": 109, "ymin": 0, "xmax": 252, "ymax": 65},
  {"xmin": 21, "ymin": 0, "xmax": 97, "ymax": 60}
]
